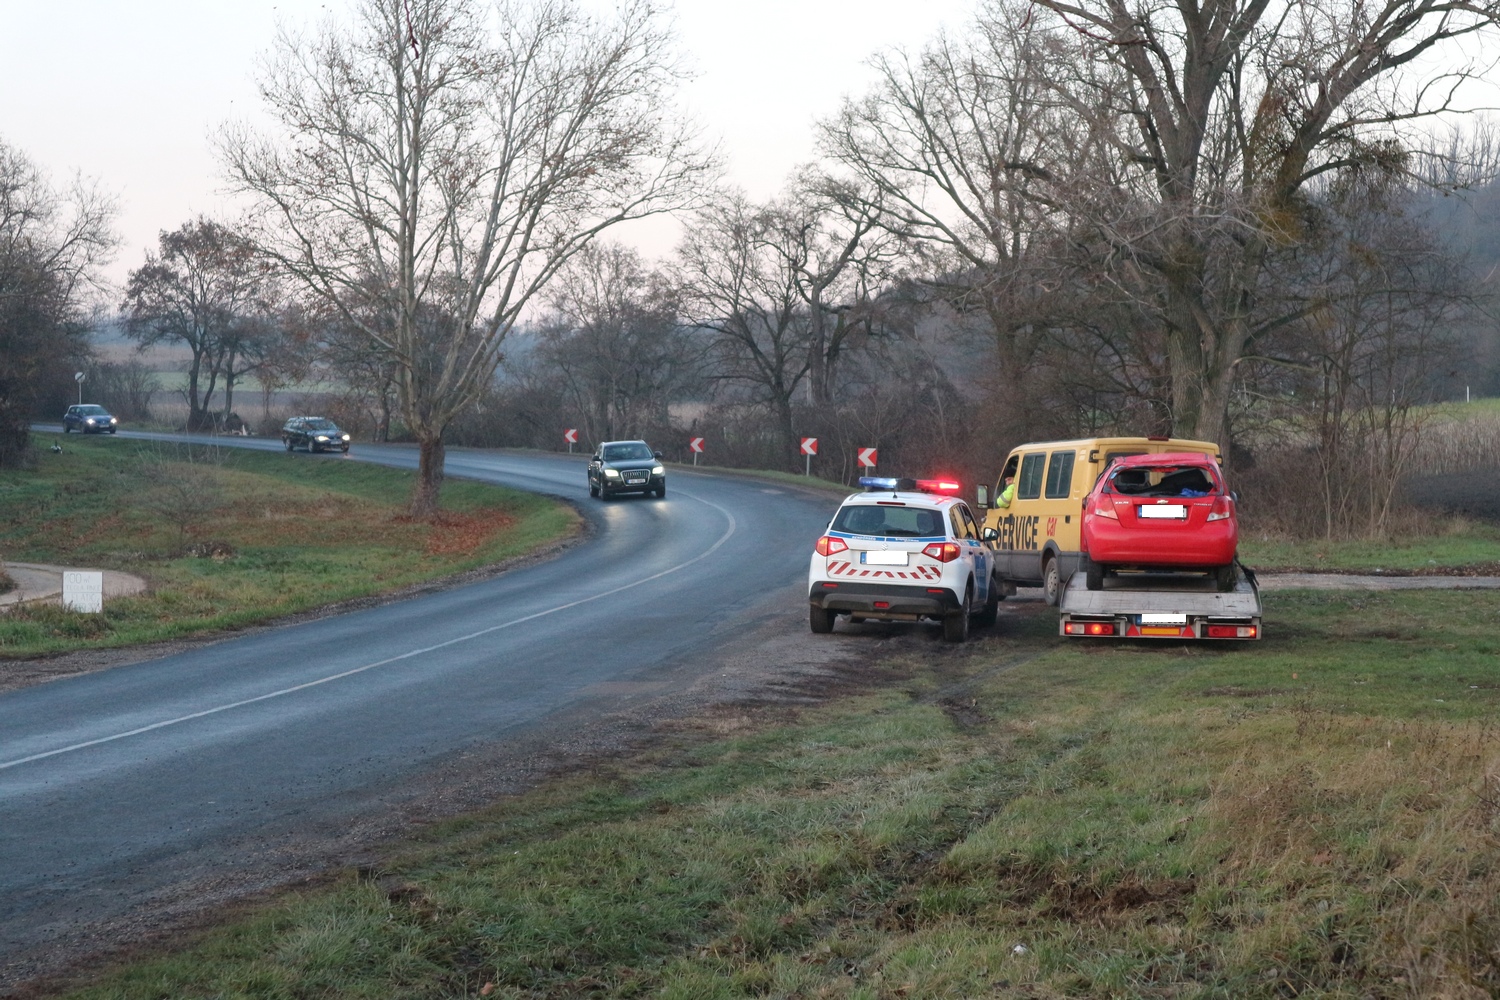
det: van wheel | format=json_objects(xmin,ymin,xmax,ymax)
[
  {"xmin": 1085, "ymin": 557, "xmax": 1104, "ymax": 591},
  {"xmin": 1042, "ymin": 557, "xmax": 1062, "ymax": 607},
  {"xmin": 809, "ymin": 605, "xmax": 836, "ymax": 634}
]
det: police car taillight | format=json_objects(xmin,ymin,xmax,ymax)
[
  {"xmin": 922, "ymin": 542, "xmax": 961, "ymax": 562},
  {"xmin": 816, "ymin": 535, "xmax": 849, "ymax": 556},
  {"xmin": 914, "ymin": 479, "xmax": 961, "ymax": 495}
]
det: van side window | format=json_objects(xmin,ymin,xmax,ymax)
[
  {"xmin": 1016, "ymin": 453, "xmax": 1045, "ymax": 500},
  {"xmin": 1044, "ymin": 450, "xmax": 1075, "ymax": 499},
  {"xmin": 1103, "ymin": 450, "xmax": 1145, "ymax": 466}
]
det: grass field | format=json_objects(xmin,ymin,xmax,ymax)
[
  {"xmin": 0, "ymin": 436, "xmax": 578, "ymax": 657},
  {"xmin": 48, "ymin": 588, "xmax": 1500, "ymax": 999},
  {"xmin": 1240, "ymin": 519, "xmax": 1500, "ymax": 572}
]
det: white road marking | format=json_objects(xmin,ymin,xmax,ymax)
[{"xmin": 0, "ymin": 490, "xmax": 738, "ymax": 773}]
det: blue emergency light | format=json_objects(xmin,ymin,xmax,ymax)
[{"xmin": 860, "ymin": 476, "xmax": 917, "ymax": 492}]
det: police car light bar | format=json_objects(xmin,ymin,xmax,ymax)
[
  {"xmin": 915, "ymin": 479, "xmax": 962, "ymax": 495},
  {"xmin": 859, "ymin": 476, "xmax": 916, "ymax": 492}
]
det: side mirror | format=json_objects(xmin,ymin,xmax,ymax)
[
  {"xmin": 982, "ymin": 526, "xmax": 998, "ymax": 542},
  {"xmin": 653, "ymin": 451, "xmax": 663, "ymax": 460},
  {"xmin": 1231, "ymin": 490, "xmax": 1239, "ymax": 503},
  {"xmin": 975, "ymin": 485, "xmax": 989, "ymax": 508}
]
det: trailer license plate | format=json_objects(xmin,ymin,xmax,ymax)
[
  {"xmin": 1139, "ymin": 505, "xmax": 1186, "ymax": 518},
  {"xmin": 1140, "ymin": 613, "xmax": 1187, "ymax": 625},
  {"xmin": 861, "ymin": 550, "xmax": 908, "ymax": 566}
]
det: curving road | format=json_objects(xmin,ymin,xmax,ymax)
[{"xmin": 0, "ymin": 437, "xmax": 839, "ymax": 985}]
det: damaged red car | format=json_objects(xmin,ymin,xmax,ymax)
[{"xmin": 1080, "ymin": 452, "xmax": 1239, "ymax": 592}]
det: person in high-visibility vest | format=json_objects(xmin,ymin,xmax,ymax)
[{"xmin": 996, "ymin": 474, "xmax": 1016, "ymax": 509}]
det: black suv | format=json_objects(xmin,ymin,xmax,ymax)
[
  {"xmin": 587, "ymin": 440, "xmax": 665, "ymax": 499},
  {"xmin": 63, "ymin": 404, "xmax": 118, "ymax": 434},
  {"xmin": 281, "ymin": 416, "xmax": 351, "ymax": 453}
]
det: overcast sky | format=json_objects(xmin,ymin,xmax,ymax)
[{"xmin": 0, "ymin": 0, "xmax": 973, "ymax": 291}]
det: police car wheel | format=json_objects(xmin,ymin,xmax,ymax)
[
  {"xmin": 973, "ymin": 579, "xmax": 1000, "ymax": 627},
  {"xmin": 1042, "ymin": 557, "xmax": 1061, "ymax": 607},
  {"xmin": 809, "ymin": 604, "xmax": 835, "ymax": 634},
  {"xmin": 942, "ymin": 588, "xmax": 971, "ymax": 642}
]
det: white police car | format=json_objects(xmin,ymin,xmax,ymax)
[{"xmin": 808, "ymin": 477, "xmax": 999, "ymax": 642}]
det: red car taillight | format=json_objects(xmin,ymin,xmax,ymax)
[
  {"xmin": 815, "ymin": 535, "xmax": 849, "ymax": 556},
  {"xmin": 922, "ymin": 542, "xmax": 961, "ymax": 562},
  {"xmin": 1092, "ymin": 502, "xmax": 1119, "ymax": 520},
  {"xmin": 1206, "ymin": 497, "xmax": 1233, "ymax": 522}
]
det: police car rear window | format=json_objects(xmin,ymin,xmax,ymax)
[{"xmin": 833, "ymin": 505, "xmax": 945, "ymax": 537}]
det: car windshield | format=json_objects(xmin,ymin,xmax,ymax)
[
  {"xmin": 1108, "ymin": 465, "xmax": 1219, "ymax": 497},
  {"xmin": 603, "ymin": 443, "xmax": 654, "ymax": 461},
  {"xmin": 77, "ymin": 406, "xmax": 110, "ymax": 416},
  {"xmin": 832, "ymin": 504, "xmax": 945, "ymax": 538},
  {"xmin": 305, "ymin": 419, "xmax": 339, "ymax": 431}
]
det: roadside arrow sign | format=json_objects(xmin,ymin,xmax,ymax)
[
  {"xmin": 563, "ymin": 428, "xmax": 578, "ymax": 443},
  {"xmin": 800, "ymin": 437, "xmax": 818, "ymax": 456},
  {"xmin": 858, "ymin": 447, "xmax": 878, "ymax": 468},
  {"xmin": 689, "ymin": 437, "xmax": 704, "ymax": 453}
]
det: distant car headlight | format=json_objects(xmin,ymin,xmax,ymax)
[
  {"xmin": 315, "ymin": 435, "xmax": 329, "ymax": 441},
  {"xmin": 109, "ymin": 417, "xmax": 117, "ymax": 424},
  {"xmin": 652, "ymin": 465, "xmax": 664, "ymax": 475},
  {"xmin": 604, "ymin": 468, "xmax": 620, "ymax": 478},
  {"xmin": 85, "ymin": 418, "xmax": 96, "ymax": 425},
  {"xmin": 341, "ymin": 434, "xmax": 350, "ymax": 441}
]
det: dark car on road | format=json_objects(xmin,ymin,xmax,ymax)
[
  {"xmin": 587, "ymin": 440, "xmax": 666, "ymax": 499},
  {"xmin": 281, "ymin": 416, "xmax": 351, "ymax": 453},
  {"xmin": 62, "ymin": 404, "xmax": 118, "ymax": 434}
]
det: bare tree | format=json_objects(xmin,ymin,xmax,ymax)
[
  {"xmin": 122, "ymin": 218, "xmax": 268, "ymax": 431},
  {"xmin": 536, "ymin": 242, "xmax": 690, "ymax": 444},
  {"xmin": 0, "ymin": 138, "xmax": 116, "ymax": 465},
  {"xmin": 1030, "ymin": 0, "xmax": 1500, "ymax": 443},
  {"xmin": 220, "ymin": 0, "xmax": 711, "ymax": 517},
  {"xmin": 819, "ymin": 0, "xmax": 1073, "ymax": 424}
]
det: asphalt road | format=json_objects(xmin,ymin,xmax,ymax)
[{"xmin": 0, "ymin": 435, "xmax": 839, "ymax": 984}]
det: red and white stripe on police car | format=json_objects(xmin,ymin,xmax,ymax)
[{"xmin": 826, "ymin": 561, "xmax": 942, "ymax": 580}]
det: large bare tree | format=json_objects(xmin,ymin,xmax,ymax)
[
  {"xmin": 220, "ymin": 0, "xmax": 710, "ymax": 516},
  {"xmin": 1032, "ymin": 0, "xmax": 1500, "ymax": 443}
]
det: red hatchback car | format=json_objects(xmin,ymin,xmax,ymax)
[{"xmin": 1080, "ymin": 452, "xmax": 1239, "ymax": 591}]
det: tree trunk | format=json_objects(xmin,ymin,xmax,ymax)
[{"xmin": 411, "ymin": 433, "xmax": 445, "ymax": 519}]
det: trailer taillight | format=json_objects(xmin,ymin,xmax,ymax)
[
  {"xmin": 1206, "ymin": 624, "xmax": 1258, "ymax": 638},
  {"xmin": 1065, "ymin": 621, "xmax": 1116, "ymax": 636}
]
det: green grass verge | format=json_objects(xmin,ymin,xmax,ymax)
[
  {"xmin": 0, "ymin": 435, "xmax": 578, "ymax": 657},
  {"xmin": 670, "ymin": 461, "xmax": 854, "ymax": 497},
  {"xmin": 1241, "ymin": 520, "xmax": 1500, "ymax": 572},
  {"xmin": 53, "ymin": 589, "xmax": 1500, "ymax": 998}
]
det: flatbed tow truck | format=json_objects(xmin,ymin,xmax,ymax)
[{"xmin": 1058, "ymin": 563, "xmax": 1262, "ymax": 640}]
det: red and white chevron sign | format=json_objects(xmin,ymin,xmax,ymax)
[
  {"xmin": 857, "ymin": 447, "xmax": 878, "ymax": 468},
  {"xmin": 563, "ymin": 428, "xmax": 578, "ymax": 444},
  {"xmin": 800, "ymin": 437, "xmax": 818, "ymax": 456},
  {"xmin": 689, "ymin": 437, "xmax": 705, "ymax": 453}
]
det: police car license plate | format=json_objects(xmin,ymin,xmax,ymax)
[
  {"xmin": 861, "ymin": 551, "xmax": 908, "ymax": 566},
  {"xmin": 1138, "ymin": 505, "xmax": 1186, "ymax": 519}
]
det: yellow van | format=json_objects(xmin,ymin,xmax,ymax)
[{"xmin": 978, "ymin": 436, "xmax": 1221, "ymax": 605}]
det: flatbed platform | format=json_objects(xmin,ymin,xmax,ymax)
[{"xmin": 1058, "ymin": 565, "xmax": 1262, "ymax": 639}]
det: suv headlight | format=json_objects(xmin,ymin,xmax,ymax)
[
  {"xmin": 604, "ymin": 468, "xmax": 621, "ymax": 478},
  {"xmin": 341, "ymin": 434, "xmax": 350, "ymax": 441},
  {"xmin": 652, "ymin": 465, "xmax": 664, "ymax": 475}
]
